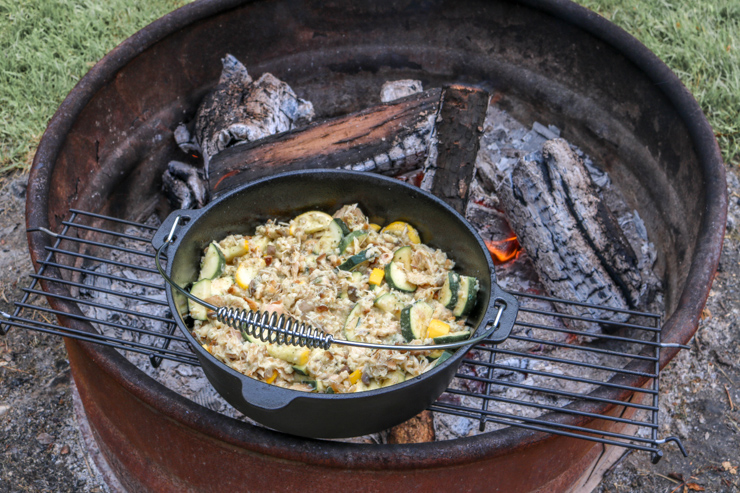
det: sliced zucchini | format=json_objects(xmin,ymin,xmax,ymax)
[
  {"xmin": 338, "ymin": 249, "xmax": 374, "ymax": 271},
  {"xmin": 426, "ymin": 319, "xmax": 451, "ymax": 339},
  {"xmin": 400, "ymin": 301, "xmax": 434, "ymax": 341},
  {"xmin": 267, "ymin": 345, "xmax": 311, "ymax": 365},
  {"xmin": 188, "ymin": 279, "xmax": 211, "ymax": 321},
  {"xmin": 221, "ymin": 239, "xmax": 248, "ymax": 262},
  {"xmin": 198, "ymin": 243, "xmax": 225, "ymax": 280},
  {"xmin": 343, "ymin": 303, "xmax": 363, "ymax": 341},
  {"xmin": 380, "ymin": 370, "xmax": 406, "ymax": 388},
  {"xmin": 241, "ymin": 331, "xmax": 265, "ymax": 345},
  {"xmin": 452, "ymin": 276, "xmax": 480, "ymax": 317},
  {"xmin": 317, "ymin": 218, "xmax": 347, "ymax": 253},
  {"xmin": 384, "ymin": 261, "xmax": 417, "ymax": 292},
  {"xmin": 235, "ymin": 258, "xmax": 266, "ymax": 289},
  {"xmin": 333, "ymin": 218, "xmax": 350, "ymax": 236},
  {"xmin": 174, "ymin": 291, "xmax": 189, "ymax": 317},
  {"xmin": 433, "ymin": 350, "xmax": 455, "ymax": 367},
  {"xmin": 373, "ymin": 292, "xmax": 402, "ymax": 318},
  {"xmin": 392, "ymin": 245, "xmax": 413, "ymax": 267},
  {"xmin": 381, "ymin": 221, "xmax": 421, "ymax": 244},
  {"xmin": 338, "ymin": 230, "xmax": 368, "ymax": 254},
  {"xmin": 248, "ymin": 236, "xmax": 269, "ymax": 255},
  {"xmin": 289, "ymin": 210, "xmax": 333, "ymax": 235},
  {"xmin": 426, "ymin": 349, "xmax": 446, "ymax": 361},
  {"xmin": 433, "ymin": 330, "xmax": 472, "ymax": 345},
  {"xmin": 294, "ymin": 374, "xmax": 318, "ymax": 390},
  {"xmin": 210, "ymin": 276, "xmax": 234, "ymax": 297},
  {"xmin": 355, "ymin": 379, "xmax": 381, "ymax": 392},
  {"xmin": 292, "ymin": 364, "xmax": 310, "ymax": 376},
  {"xmin": 438, "ymin": 272, "xmax": 460, "ymax": 309}
]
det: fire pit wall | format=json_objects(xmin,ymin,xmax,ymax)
[{"xmin": 27, "ymin": 0, "xmax": 726, "ymax": 491}]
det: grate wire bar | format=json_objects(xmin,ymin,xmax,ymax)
[{"xmin": 0, "ymin": 209, "xmax": 688, "ymax": 461}]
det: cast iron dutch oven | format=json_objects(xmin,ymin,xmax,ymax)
[{"xmin": 152, "ymin": 169, "xmax": 518, "ymax": 438}]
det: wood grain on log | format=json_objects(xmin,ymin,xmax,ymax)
[
  {"xmin": 424, "ymin": 85, "xmax": 490, "ymax": 215},
  {"xmin": 208, "ymin": 88, "xmax": 442, "ymax": 197}
]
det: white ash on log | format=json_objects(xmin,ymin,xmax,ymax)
[
  {"xmin": 194, "ymin": 54, "xmax": 315, "ymax": 178},
  {"xmin": 162, "ymin": 161, "xmax": 208, "ymax": 209},
  {"xmin": 380, "ymin": 79, "xmax": 423, "ymax": 103},
  {"xmin": 475, "ymin": 107, "xmax": 661, "ymax": 326},
  {"xmin": 164, "ymin": 54, "xmax": 316, "ymax": 208}
]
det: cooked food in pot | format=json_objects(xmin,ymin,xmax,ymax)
[{"xmin": 188, "ymin": 204, "xmax": 478, "ymax": 393}]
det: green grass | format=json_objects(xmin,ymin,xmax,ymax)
[
  {"xmin": 577, "ymin": 0, "xmax": 740, "ymax": 166},
  {"xmin": 0, "ymin": 0, "xmax": 192, "ymax": 174},
  {"xmin": 0, "ymin": 0, "xmax": 738, "ymax": 174}
]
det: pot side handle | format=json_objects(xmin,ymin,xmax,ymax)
[
  {"xmin": 484, "ymin": 284, "xmax": 519, "ymax": 343},
  {"xmin": 151, "ymin": 209, "xmax": 203, "ymax": 251}
]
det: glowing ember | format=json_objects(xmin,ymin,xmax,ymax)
[{"xmin": 485, "ymin": 236, "xmax": 522, "ymax": 264}]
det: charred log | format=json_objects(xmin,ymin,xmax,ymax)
[
  {"xmin": 422, "ymin": 85, "xmax": 489, "ymax": 215},
  {"xmin": 193, "ymin": 54, "xmax": 315, "ymax": 178},
  {"xmin": 162, "ymin": 161, "xmax": 208, "ymax": 210},
  {"xmin": 380, "ymin": 79, "xmax": 423, "ymax": 103},
  {"xmin": 478, "ymin": 137, "xmax": 656, "ymax": 325},
  {"xmin": 208, "ymin": 88, "xmax": 441, "ymax": 197}
]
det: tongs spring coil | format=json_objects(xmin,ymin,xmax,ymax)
[
  {"xmin": 155, "ymin": 216, "xmax": 505, "ymax": 352},
  {"xmin": 218, "ymin": 307, "xmax": 333, "ymax": 350}
]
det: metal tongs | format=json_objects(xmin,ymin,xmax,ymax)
[{"xmin": 155, "ymin": 216, "xmax": 507, "ymax": 351}]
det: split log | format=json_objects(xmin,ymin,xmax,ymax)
[
  {"xmin": 422, "ymin": 85, "xmax": 490, "ymax": 215},
  {"xmin": 208, "ymin": 88, "xmax": 441, "ymax": 197},
  {"xmin": 477, "ymin": 138, "xmax": 651, "ymax": 326}
]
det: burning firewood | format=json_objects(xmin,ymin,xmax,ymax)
[
  {"xmin": 163, "ymin": 54, "xmax": 315, "ymax": 209},
  {"xmin": 193, "ymin": 54, "xmax": 315, "ymax": 177},
  {"xmin": 477, "ymin": 132, "xmax": 661, "ymax": 327},
  {"xmin": 207, "ymin": 88, "xmax": 441, "ymax": 197},
  {"xmin": 421, "ymin": 84, "xmax": 490, "ymax": 214},
  {"xmin": 162, "ymin": 161, "xmax": 208, "ymax": 209}
]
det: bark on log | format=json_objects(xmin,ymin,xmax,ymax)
[
  {"xmin": 422, "ymin": 85, "xmax": 490, "ymax": 215},
  {"xmin": 478, "ymin": 138, "xmax": 650, "ymax": 326},
  {"xmin": 208, "ymin": 88, "xmax": 442, "ymax": 197}
]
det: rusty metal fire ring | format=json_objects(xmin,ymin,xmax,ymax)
[{"xmin": 26, "ymin": 0, "xmax": 727, "ymax": 490}]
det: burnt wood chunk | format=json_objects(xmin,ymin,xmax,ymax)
[
  {"xmin": 425, "ymin": 85, "xmax": 490, "ymax": 214},
  {"xmin": 208, "ymin": 88, "xmax": 442, "ymax": 197},
  {"xmin": 386, "ymin": 410, "xmax": 435, "ymax": 444},
  {"xmin": 194, "ymin": 54, "xmax": 315, "ymax": 178},
  {"xmin": 478, "ymin": 138, "xmax": 651, "ymax": 326}
]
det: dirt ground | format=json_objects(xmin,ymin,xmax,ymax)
[{"xmin": 0, "ymin": 166, "xmax": 738, "ymax": 492}]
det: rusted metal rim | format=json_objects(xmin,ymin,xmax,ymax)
[{"xmin": 27, "ymin": 0, "xmax": 727, "ymax": 473}]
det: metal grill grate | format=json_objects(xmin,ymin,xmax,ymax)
[{"xmin": 0, "ymin": 209, "xmax": 688, "ymax": 461}]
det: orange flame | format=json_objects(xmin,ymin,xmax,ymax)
[{"xmin": 485, "ymin": 236, "xmax": 522, "ymax": 264}]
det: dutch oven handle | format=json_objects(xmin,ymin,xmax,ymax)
[
  {"xmin": 482, "ymin": 282, "xmax": 519, "ymax": 344},
  {"xmin": 151, "ymin": 209, "xmax": 204, "ymax": 251}
]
